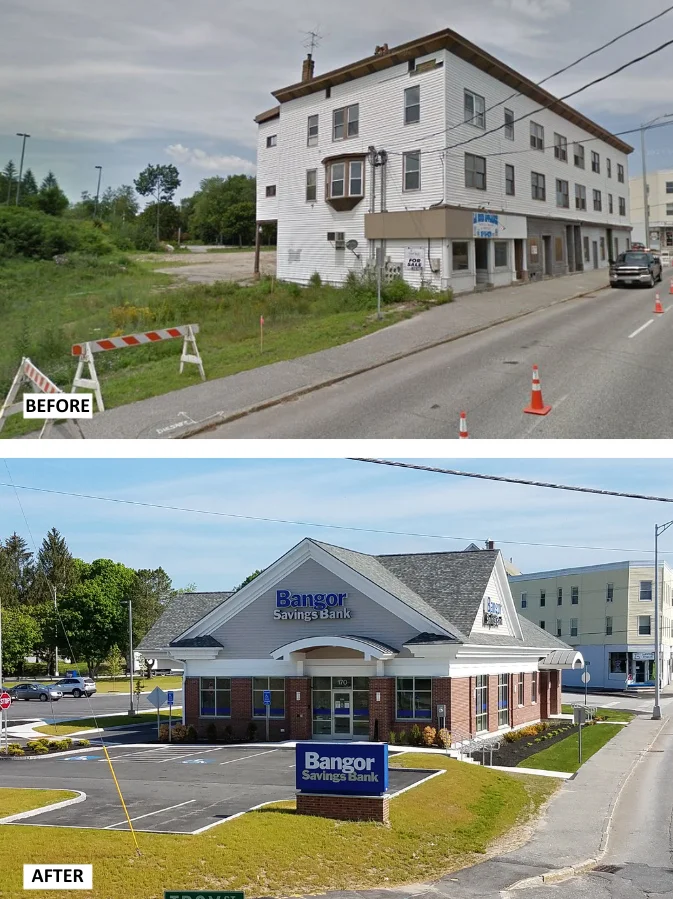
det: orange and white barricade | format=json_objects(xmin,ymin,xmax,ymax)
[
  {"xmin": 0, "ymin": 357, "xmax": 63, "ymax": 438},
  {"xmin": 71, "ymin": 324, "xmax": 205, "ymax": 412}
]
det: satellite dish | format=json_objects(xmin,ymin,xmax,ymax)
[{"xmin": 346, "ymin": 239, "xmax": 359, "ymax": 251}]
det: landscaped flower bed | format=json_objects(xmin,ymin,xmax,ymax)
[
  {"xmin": 481, "ymin": 719, "xmax": 595, "ymax": 767},
  {"xmin": 0, "ymin": 737, "xmax": 92, "ymax": 758}
]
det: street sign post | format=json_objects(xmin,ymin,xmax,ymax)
[
  {"xmin": 581, "ymin": 667, "xmax": 591, "ymax": 706},
  {"xmin": 147, "ymin": 686, "xmax": 167, "ymax": 740},
  {"xmin": 263, "ymin": 689, "xmax": 271, "ymax": 742},
  {"xmin": 573, "ymin": 706, "xmax": 587, "ymax": 765},
  {"xmin": 0, "ymin": 693, "xmax": 10, "ymax": 755},
  {"xmin": 167, "ymin": 691, "xmax": 174, "ymax": 743}
]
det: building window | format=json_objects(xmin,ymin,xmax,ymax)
[
  {"xmin": 667, "ymin": 181, "xmax": 673, "ymax": 193},
  {"xmin": 606, "ymin": 616, "xmax": 613, "ymax": 635},
  {"xmin": 554, "ymin": 133, "xmax": 568, "ymax": 162},
  {"xmin": 619, "ymin": 197, "xmax": 626, "ymax": 216},
  {"xmin": 265, "ymin": 185, "xmax": 276, "ymax": 198},
  {"xmin": 497, "ymin": 674, "xmax": 509, "ymax": 726},
  {"xmin": 530, "ymin": 121, "xmax": 544, "ymax": 150},
  {"xmin": 521, "ymin": 592, "xmax": 528, "ymax": 609},
  {"xmin": 518, "ymin": 672, "xmax": 525, "ymax": 706},
  {"xmin": 252, "ymin": 677, "xmax": 285, "ymax": 718},
  {"xmin": 452, "ymin": 241, "xmax": 470, "ymax": 271},
  {"xmin": 333, "ymin": 103, "xmax": 359, "ymax": 141},
  {"xmin": 266, "ymin": 134, "xmax": 277, "ymax": 148},
  {"xmin": 607, "ymin": 583, "xmax": 614, "ymax": 601},
  {"xmin": 540, "ymin": 620, "xmax": 546, "ymax": 630},
  {"xmin": 609, "ymin": 194, "xmax": 614, "ymax": 214},
  {"xmin": 396, "ymin": 677, "xmax": 432, "ymax": 719},
  {"xmin": 329, "ymin": 162, "xmax": 345, "ymax": 198},
  {"xmin": 617, "ymin": 164, "xmax": 625, "ymax": 183},
  {"xmin": 593, "ymin": 189, "xmax": 602, "ymax": 212},
  {"xmin": 591, "ymin": 151, "xmax": 600, "ymax": 174},
  {"xmin": 404, "ymin": 85, "xmax": 421, "ymax": 125},
  {"xmin": 667, "ymin": 204, "xmax": 673, "ymax": 216},
  {"xmin": 583, "ymin": 235, "xmax": 590, "ymax": 262},
  {"xmin": 531, "ymin": 673, "xmax": 538, "ymax": 704},
  {"xmin": 575, "ymin": 184, "xmax": 587, "ymax": 210},
  {"xmin": 574, "ymin": 143, "xmax": 585, "ymax": 168},
  {"xmin": 464, "ymin": 89, "xmax": 486, "ymax": 128},
  {"xmin": 555, "ymin": 236, "xmax": 564, "ymax": 263},
  {"xmin": 504, "ymin": 108, "xmax": 514, "ymax": 140},
  {"xmin": 556, "ymin": 179, "xmax": 569, "ymax": 208},
  {"xmin": 505, "ymin": 164, "xmax": 515, "ymax": 196},
  {"xmin": 199, "ymin": 677, "xmax": 231, "ymax": 717},
  {"xmin": 325, "ymin": 159, "xmax": 364, "ymax": 200},
  {"xmin": 349, "ymin": 160, "xmax": 363, "ymax": 196},
  {"xmin": 531, "ymin": 171, "xmax": 546, "ymax": 201},
  {"xmin": 494, "ymin": 240, "xmax": 508, "ymax": 267},
  {"xmin": 465, "ymin": 153, "xmax": 486, "ymax": 190},
  {"xmin": 600, "ymin": 237, "xmax": 606, "ymax": 261},
  {"xmin": 403, "ymin": 151, "xmax": 421, "ymax": 191},
  {"xmin": 638, "ymin": 615, "xmax": 651, "ymax": 635},
  {"xmin": 556, "ymin": 618, "xmax": 563, "ymax": 637},
  {"xmin": 571, "ymin": 586, "xmax": 579, "ymax": 605},
  {"xmin": 606, "ymin": 158, "xmax": 612, "ymax": 178},
  {"xmin": 610, "ymin": 651, "xmax": 627, "ymax": 674},
  {"xmin": 306, "ymin": 169, "xmax": 317, "ymax": 202},
  {"xmin": 557, "ymin": 587, "xmax": 563, "ymax": 605},
  {"xmin": 307, "ymin": 114, "xmax": 319, "ymax": 147},
  {"xmin": 475, "ymin": 674, "xmax": 488, "ymax": 732},
  {"xmin": 640, "ymin": 580, "xmax": 653, "ymax": 601},
  {"xmin": 570, "ymin": 618, "xmax": 578, "ymax": 637},
  {"xmin": 540, "ymin": 590, "xmax": 546, "ymax": 607}
]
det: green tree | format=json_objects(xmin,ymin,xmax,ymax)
[
  {"xmin": 134, "ymin": 164, "xmax": 181, "ymax": 241},
  {"xmin": 1, "ymin": 608, "xmax": 41, "ymax": 674},
  {"xmin": 20, "ymin": 169, "xmax": 39, "ymax": 207},
  {"xmin": 35, "ymin": 528, "xmax": 79, "ymax": 674},
  {"xmin": 138, "ymin": 202, "xmax": 181, "ymax": 242},
  {"xmin": 106, "ymin": 645, "xmax": 123, "ymax": 688},
  {"xmin": 126, "ymin": 567, "xmax": 175, "ymax": 653},
  {"xmin": 36, "ymin": 171, "xmax": 69, "ymax": 216},
  {"xmin": 0, "ymin": 533, "xmax": 35, "ymax": 609},
  {"xmin": 189, "ymin": 175, "xmax": 256, "ymax": 245},
  {"xmin": 223, "ymin": 200, "xmax": 255, "ymax": 246},
  {"xmin": 235, "ymin": 570, "xmax": 262, "ymax": 591},
  {"xmin": 2, "ymin": 160, "xmax": 16, "ymax": 205}
]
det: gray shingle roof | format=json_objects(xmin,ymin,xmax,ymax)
[
  {"xmin": 170, "ymin": 635, "xmax": 223, "ymax": 648},
  {"xmin": 137, "ymin": 592, "xmax": 233, "ymax": 653}
]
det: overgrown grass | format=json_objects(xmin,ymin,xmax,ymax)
[
  {"xmin": 0, "ymin": 256, "xmax": 449, "ymax": 437},
  {"xmin": 561, "ymin": 704, "xmax": 635, "ymax": 722},
  {"xmin": 0, "ymin": 755, "xmax": 557, "ymax": 899},
  {"xmin": 35, "ymin": 709, "xmax": 178, "ymax": 736},
  {"xmin": 0, "ymin": 788, "xmax": 78, "ymax": 819},
  {"xmin": 518, "ymin": 723, "xmax": 624, "ymax": 773}
]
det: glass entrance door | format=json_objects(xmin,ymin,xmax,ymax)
[{"xmin": 332, "ymin": 691, "xmax": 352, "ymax": 736}]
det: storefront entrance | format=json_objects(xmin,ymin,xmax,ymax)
[{"xmin": 312, "ymin": 676, "xmax": 370, "ymax": 739}]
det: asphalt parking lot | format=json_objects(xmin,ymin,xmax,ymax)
[{"xmin": 0, "ymin": 746, "xmax": 436, "ymax": 835}]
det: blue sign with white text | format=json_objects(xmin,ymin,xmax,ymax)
[
  {"xmin": 167, "ymin": 691, "xmax": 174, "ymax": 706},
  {"xmin": 262, "ymin": 690, "xmax": 271, "ymax": 705},
  {"xmin": 295, "ymin": 742, "xmax": 389, "ymax": 796}
]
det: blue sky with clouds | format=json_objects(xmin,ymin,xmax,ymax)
[
  {"xmin": 2, "ymin": 0, "xmax": 673, "ymax": 202},
  {"xmin": 1, "ymin": 458, "xmax": 673, "ymax": 591}
]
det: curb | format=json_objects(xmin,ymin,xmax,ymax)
[
  {"xmin": 0, "ymin": 790, "xmax": 86, "ymax": 824},
  {"xmin": 176, "ymin": 280, "xmax": 609, "ymax": 439},
  {"xmin": 507, "ymin": 714, "xmax": 670, "ymax": 891}
]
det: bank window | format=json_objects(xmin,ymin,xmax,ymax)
[
  {"xmin": 530, "ymin": 121, "xmax": 544, "ymax": 151},
  {"xmin": 265, "ymin": 185, "xmax": 276, "ymax": 198},
  {"xmin": 575, "ymin": 184, "xmax": 587, "ymax": 210},
  {"xmin": 266, "ymin": 134, "xmax": 277, "ymax": 148},
  {"xmin": 591, "ymin": 151, "xmax": 600, "ymax": 174},
  {"xmin": 307, "ymin": 114, "xmax": 319, "ymax": 147},
  {"xmin": 521, "ymin": 592, "xmax": 528, "ymax": 609},
  {"xmin": 531, "ymin": 673, "xmax": 538, "ymax": 704},
  {"xmin": 306, "ymin": 169, "xmax": 317, "ymax": 203},
  {"xmin": 606, "ymin": 616, "xmax": 613, "ymax": 635},
  {"xmin": 540, "ymin": 590, "xmax": 546, "ymax": 607},
  {"xmin": 593, "ymin": 189, "xmax": 602, "ymax": 212},
  {"xmin": 475, "ymin": 674, "xmax": 488, "ymax": 732},
  {"xmin": 333, "ymin": 103, "xmax": 359, "ymax": 141},
  {"xmin": 606, "ymin": 158, "xmax": 612, "ymax": 178},
  {"xmin": 617, "ymin": 163, "xmax": 625, "ymax": 183},
  {"xmin": 465, "ymin": 153, "xmax": 486, "ymax": 190},
  {"xmin": 638, "ymin": 615, "xmax": 651, "ymax": 635},
  {"xmin": 452, "ymin": 240, "xmax": 469, "ymax": 271},
  {"xmin": 494, "ymin": 240, "xmax": 508, "ymax": 267},
  {"xmin": 571, "ymin": 586, "xmax": 579, "ymax": 605},
  {"xmin": 517, "ymin": 672, "xmax": 524, "ymax": 706},
  {"xmin": 570, "ymin": 618, "xmax": 578, "ymax": 637},
  {"xmin": 396, "ymin": 676, "xmax": 431, "ymax": 719},
  {"xmin": 403, "ymin": 151, "xmax": 421, "ymax": 191},
  {"xmin": 531, "ymin": 171, "xmax": 546, "ymax": 201},
  {"xmin": 607, "ymin": 583, "xmax": 614, "ymax": 601},
  {"xmin": 640, "ymin": 580, "xmax": 653, "ymax": 601},
  {"xmin": 505, "ymin": 164, "xmax": 515, "ymax": 196},
  {"xmin": 610, "ymin": 651, "xmax": 627, "ymax": 674},
  {"xmin": 556, "ymin": 179, "xmax": 569, "ymax": 208},
  {"xmin": 504, "ymin": 108, "xmax": 514, "ymax": 140},
  {"xmin": 404, "ymin": 85, "xmax": 421, "ymax": 125},
  {"xmin": 556, "ymin": 618, "xmax": 563, "ymax": 637},
  {"xmin": 619, "ymin": 197, "xmax": 626, "ymax": 216},
  {"xmin": 554, "ymin": 133, "xmax": 567, "ymax": 162},
  {"xmin": 557, "ymin": 587, "xmax": 563, "ymax": 605},
  {"xmin": 497, "ymin": 674, "xmax": 509, "ymax": 726},
  {"xmin": 199, "ymin": 677, "xmax": 230, "ymax": 717},
  {"xmin": 253, "ymin": 677, "xmax": 285, "ymax": 718},
  {"xmin": 464, "ymin": 89, "xmax": 485, "ymax": 128},
  {"xmin": 574, "ymin": 143, "xmax": 585, "ymax": 168}
]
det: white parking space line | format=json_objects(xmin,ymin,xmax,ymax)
[
  {"xmin": 104, "ymin": 800, "xmax": 196, "ymax": 829},
  {"xmin": 154, "ymin": 746, "xmax": 230, "ymax": 762},
  {"xmin": 219, "ymin": 749, "xmax": 278, "ymax": 766},
  {"xmin": 628, "ymin": 320, "xmax": 654, "ymax": 339}
]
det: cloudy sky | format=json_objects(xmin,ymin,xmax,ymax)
[
  {"xmin": 1, "ymin": 458, "xmax": 672, "ymax": 591},
  {"xmin": 2, "ymin": 0, "xmax": 673, "ymax": 203}
]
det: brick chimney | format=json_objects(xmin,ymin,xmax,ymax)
[
  {"xmin": 301, "ymin": 54, "xmax": 315, "ymax": 83},
  {"xmin": 486, "ymin": 539, "xmax": 495, "ymax": 550}
]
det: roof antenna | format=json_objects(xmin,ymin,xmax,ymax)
[{"xmin": 302, "ymin": 27, "xmax": 323, "ymax": 56}]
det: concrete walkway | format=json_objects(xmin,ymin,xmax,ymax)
[{"xmin": 38, "ymin": 268, "xmax": 609, "ymax": 439}]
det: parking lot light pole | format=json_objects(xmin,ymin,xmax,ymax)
[
  {"xmin": 652, "ymin": 520, "xmax": 673, "ymax": 720},
  {"xmin": 94, "ymin": 166, "xmax": 102, "ymax": 218},
  {"xmin": 15, "ymin": 132, "xmax": 30, "ymax": 205},
  {"xmin": 127, "ymin": 599, "xmax": 134, "ymax": 717}
]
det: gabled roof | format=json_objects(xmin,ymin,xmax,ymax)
[
  {"xmin": 137, "ymin": 592, "xmax": 233, "ymax": 653},
  {"xmin": 170, "ymin": 635, "xmax": 223, "ymax": 648}
]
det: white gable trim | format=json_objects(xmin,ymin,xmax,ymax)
[
  {"xmin": 270, "ymin": 636, "xmax": 397, "ymax": 661},
  {"xmin": 176, "ymin": 538, "xmax": 452, "ymax": 641},
  {"xmin": 469, "ymin": 553, "xmax": 523, "ymax": 641}
]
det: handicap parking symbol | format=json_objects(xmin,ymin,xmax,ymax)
[
  {"xmin": 181, "ymin": 759, "xmax": 214, "ymax": 764},
  {"xmin": 63, "ymin": 755, "xmax": 101, "ymax": 761}
]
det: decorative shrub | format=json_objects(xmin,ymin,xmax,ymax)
[
  {"xmin": 32, "ymin": 744, "xmax": 49, "ymax": 754},
  {"xmin": 223, "ymin": 725, "xmax": 235, "ymax": 744},
  {"xmin": 26, "ymin": 739, "xmax": 50, "ymax": 752},
  {"xmin": 388, "ymin": 731, "xmax": 396, "ymax": 745},
  {"xmin": 398, "ymin": 729, "xmax": 407, "ymax": 745},
  {"xmin": 246, "ymin": 721, "xmax": 258, "ymax": 742},
  {"xmin": 76, "ymin": 740, "xmax": 91, "ymax": 748},
  {"xmin": 8, "ymin": 746, "xmax": 24, "ymax": 756},
  {"xmin": 422, "ymin": 726, "xmax": 437, "ymax": 747},
  {"xmin": 409, "ymin": 724, "xmax": 423, "ymax": 746},
  {"xmin": 437, "ymin": 728, "xmax": 451, "ymax": 749},
  {"xmin": 206, "ymin": 722, "xmax": 218, "ymax": 743},
  {"xmin": 158, "ymin": 724, "xmax": 169, "ymax": 742},
  {"xmin": 186, "ymin": 725, "xmax": 198, "ymax": 743},
  {"xmin": 309, "ymin": 272, "xmax": 322, "ymax": 289}
]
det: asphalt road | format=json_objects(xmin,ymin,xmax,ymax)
[
  {"xmin": 561, "ymin": 688, "xmax": 673, "ymax": 715},
  {"xmin": 4, "ymin": 687, "xmax": 183, "ymax": 723},
  {"xmin": 202, "ymin": 278, "xmax": 673, "ymax": 439}
]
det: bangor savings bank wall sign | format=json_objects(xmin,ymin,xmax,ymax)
[
  {"xmin": 296, "ymin": 742, "xmax": 389, "ymax": 795},
  {"xmin": 274, "ymin": 589, "xmax": 352, "ymax": 621},
  {"xmin": 483, "ymin": 596, "xmax": 503, "ymax": 628}
]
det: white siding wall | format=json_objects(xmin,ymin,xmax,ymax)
[{"xmin": 256, "ymin": 117, "xmax": 280, "ymax": 222}]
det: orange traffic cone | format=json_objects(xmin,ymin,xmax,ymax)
[
  {"xmin": 655, "ymin": 294, "xmax": 664, "ymax": 314},
  {"xmin": 523, "ymin": 365, "xmax": 552, "ymax": 416},
  {"xmin": 459, "ymin": 411, "xmax": 469, "ymax": 439},
  {"xmin": 668, "ymin": 279, "xmax": 673, "ymax": 295}
]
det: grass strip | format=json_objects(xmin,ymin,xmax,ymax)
[{"xmin": 518, "ymin": 723, "xmax": 624, "ymax": 773}]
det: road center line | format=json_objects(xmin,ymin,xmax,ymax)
[
  {"xmin": 104, "ymin": 799, "xmax": 196, "ymax": 829},
  {"xmin": 628, "ymin": 320, "xmax": 654, "ymax": 339},
  {"xmin": 219, "ymin": 749, "xmax": 278, "ymax": 766}
]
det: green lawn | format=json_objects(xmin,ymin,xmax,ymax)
[
  {"xmin": 561, "ymin": 705, "xmax": 635, "ymax": 722},
  {"xmin": 518, "ymin": 723, "xmax": 624, "ymax": 773},
  {"xmin": 0, "ymin": 255, "xmax": 448, "ymax": 437},
  {"xmin": 0, "ymin": 788, "xmax": 78, "ymax": 819},
  {"xmin": 35, "ymin": 709, "xmax": 178, "ymax": 736},
  {"xmin": 92, "ymin": 675, "xmax": 183, "ymax": 693},
  {"xmin": 0, "ymin": 755, "xmax": 558, "ymax": 899}
]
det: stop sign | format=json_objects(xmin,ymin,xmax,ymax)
[{"xmin": 0, "ymin": 693, "xmax": 11, "ymax": 710}]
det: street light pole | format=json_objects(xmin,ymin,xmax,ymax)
[
  {"xmin": 652, "ymin": 520, "xmax": 673, "ymax": 720},
  {"xmin": 127, "ymin": 599, "xmax": 134, "ymax": 717},
  {"xmin": 94, "ymin": 166, "xmax": 102, "ymax": 218},
  {"xmin": 640, "ymin": 114, "xmax": 673, "ymax": 248},
  {"xmin": 15, "ymin": 133, "xmax": 30, "ymax": 206}
]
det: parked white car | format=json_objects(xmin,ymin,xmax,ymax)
[{"xmin": 51, "ymin": 677, "xmax": 97, "ymax": 698}]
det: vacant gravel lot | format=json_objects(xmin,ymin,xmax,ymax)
[{"xmin": 152, "ymin": 249, "xmax": 276, "ymax": 284}]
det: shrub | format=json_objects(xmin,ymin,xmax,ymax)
[
  {"xmin": 26, "ymin": 739, "xmax": 50, "ymax": 752},
  {"xmin": 158, "ymin": 724, "xmax": 169, "ymax": 742},
  {"xmin": 170, "ymin": 724, "xmax": 189, "ymax": 743},
  {"xmin": 409, "ymin": 724, "xmax": 423, "ymax": 747},
  {"xmin": 8, "ymin": 746, "xmax": 24, "ymax": 756},
  {"xmin": 32, "ymin": 744, "xmax": 49, "ymax": 754},
  {"xmin": 0, "ymin": 207, "xmax": 115, "ymax": 260},
  {"xmin": 206, "ymin": 722, "xmax": 218, "ymax": 743},
  {"xmin": 422, "ymin": 726, "xmax": 437, "ymax": 747},
  {"xmin": 8, "ymin": 743, "xmax": 22, "ymax": 752},
  {"xmin": 437, "ymin": 728, "xmax": 451, "ymax": 749},
  {"xmin": 397, "ymin": 729, "xmax": 407, "ymax": 745},
  {"xmin": 388, "ymin": 731, "xmax": 396, "ymax": 745},
  {"xmin": 76, "ymin": 740, "xmax": 91, "ymax": 748},
  {"xmin": 383, "ymin": 277, "xmax": 411, "ymax": 303},
  {"xmin": 246, "ymin": 721, "xmax": 258, "ymax": 742},
  {"xmin": 223, "ymin": 724, "xmax": 235, "ymax": 744},
  {"xmin": 186, "ymin": 725, "xmax": 198, "ymax": 743},
  {"xmin": 309, "ymin": 271, "xmax": 322, "ymax": 288}
]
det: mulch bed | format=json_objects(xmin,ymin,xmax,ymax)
[{"xmin": 480, "ymin": 719, "xmax": 584, "ymax": 767}]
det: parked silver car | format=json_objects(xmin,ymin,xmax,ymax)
[
  {"xmin": 8, "ymin": 683, "xmax": 63, "ymax": 702},
  {"xmin": 52, "ymin": 677, "xmax": 96, "ymax": 698}
]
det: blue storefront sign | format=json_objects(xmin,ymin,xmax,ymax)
[{"xmin": 295, "ymin": 742, "xmax": 388, "ymax": 796}]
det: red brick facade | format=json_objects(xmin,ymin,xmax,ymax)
[
  {"xmin": 449, "ymin": 676, "xmax": 471, "ymax": 738},
  {"xmin": 297, "ymin": 793, "xmax": 389, "ymax": 823}
]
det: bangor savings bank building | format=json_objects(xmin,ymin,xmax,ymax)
[{"xmin": 138, "ymin": 539, "xmax": 582, "ymax": 743}]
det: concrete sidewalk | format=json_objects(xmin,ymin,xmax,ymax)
[
  {"xmin": 38, "ymin": 268, "xmax": 609, "ymax": 440},
  {"xmin": 298, "ymin": 713, "xmax": 667, "ymax": 899}
]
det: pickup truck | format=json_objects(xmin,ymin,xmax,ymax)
[{"xmin": 610, "ymin": 251, "xmax": 662, "ymax": 288}]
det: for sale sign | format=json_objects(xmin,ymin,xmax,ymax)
[{"xmin": 404, "ymin": 247, "xmax": 424, "ymax": 271}]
